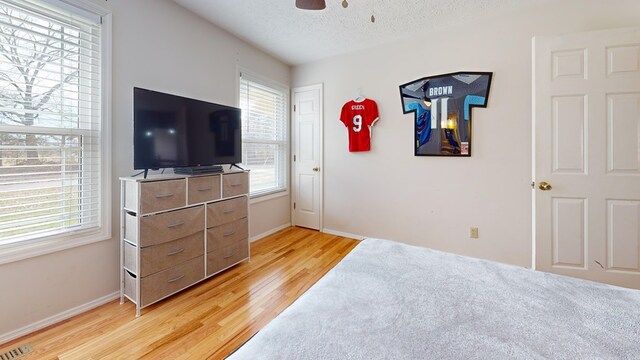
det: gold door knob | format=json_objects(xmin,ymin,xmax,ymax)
[
  {"xmin": 312, "ymin": 167, "xmax": 320, "ymax": 172},
  {"xmin": 538, "ymin": 181, "xmax": 552, "ymax": 191}
]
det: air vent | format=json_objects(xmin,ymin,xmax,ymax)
[{"xmin": 0, "ymin": 344, "xmax": 32, "ymax": 360}]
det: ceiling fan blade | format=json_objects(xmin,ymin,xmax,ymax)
[{"xmin": 296, "ymin": 0, "xmax": 326, "ymax": 10}]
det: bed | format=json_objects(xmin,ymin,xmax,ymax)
[{"xmin": 227, "ymin": 238, "xmax": 640, "ymax": 359}]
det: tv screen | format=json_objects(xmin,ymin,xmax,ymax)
[{"xmin": 133, "ymin": 88, "xmax": 242, "ymax": 170}]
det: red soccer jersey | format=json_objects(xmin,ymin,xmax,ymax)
[{"xmin": 340, "ymin": 98, "xmax": 380, "ymax": 152}]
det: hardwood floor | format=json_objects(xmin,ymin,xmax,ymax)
[{"xmin": 0, "ymin": 227, "xmax": 359, "ymax": 360}]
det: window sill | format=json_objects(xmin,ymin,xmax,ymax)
[
  {"xmin": 249, "ymin": 190, "xmax": 289, "ymax": 205},
  {"xmin": 0, "ymin": 227, "xmax": 111, "ymax": 265}
]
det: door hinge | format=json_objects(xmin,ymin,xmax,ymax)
[
  {"xmin": 294, "ymin": 155, "xmax": 296, "ymax": 162},
  {"xmin": 294, "ymin": 104, "xmax": 296, "ymax": 112},
  {"xmin": 293, "ymin": 202, "xmax": 296, "ymax": 209}
]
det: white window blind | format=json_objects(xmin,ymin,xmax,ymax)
[
  {"xmin": 0, "ymin": 0, "xmax": 102, "ymax": 245},
  {"xmin": 239, "ymin": 72, "xmax": 288, "ymax": 197}
]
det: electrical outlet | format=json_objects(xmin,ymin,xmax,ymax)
[{"xmin": 469, "ymin": 227, "xmax": 479, "ymax": 239}]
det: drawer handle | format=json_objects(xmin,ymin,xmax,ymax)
[
  {"xmin": 166, "ymin": 221, "xmax": 185, "ymax": 228},
  {"xmin": 168, "ymin": 274, "xmax": 185, "ymax": 283},
  {"xmin": 223, "ymin": 231, "xmax": 235, "ymax": 237},
  {"xmin": 223, "ymin": 208, "xmax": 235, "ymax": 214},
  {"xmin": 167, "ymin": 247, "xmax": 185, "ymax": 256},
  {"xmin": 230, "ymin": 183, "xmax": 242, "ymax": 187},
  {"xmin": 155, "ymin": 193, "xmax": 174, "ymax": 199},
  {"xmin": 197, "ymin": 187, "xmax": 212, "ymax": 192},
  {"xmin": 223, "ymin": 251, "xmax": 236, "ymax": 259}
]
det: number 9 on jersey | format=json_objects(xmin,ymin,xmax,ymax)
[{"xmin": 352, "ymin": 115, "xmax": 362, "ymax": 132}]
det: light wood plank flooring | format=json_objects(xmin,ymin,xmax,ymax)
[{"xmin": 0, "ymin": 227, "xmax": 359, "ymax": 360}]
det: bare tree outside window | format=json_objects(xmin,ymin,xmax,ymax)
[{"xmin": 0, "ymin": 2, "xmax": 101, "ymax": 242}]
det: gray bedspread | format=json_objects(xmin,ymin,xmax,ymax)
[{"xmin": 228, "ymin": 238, "xmax": 640, "ymax": 359}]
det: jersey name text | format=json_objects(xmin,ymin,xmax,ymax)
[{"xmin": 428, "ymin": 86, "xmax": 453, "ymax": 96}]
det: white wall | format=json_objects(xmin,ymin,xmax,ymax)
[
  {"xmin": 292, "ymin": 0, "xmax": 640, "ymax": 267},
  {"xmin": 0, "ymin": 0, "xmax": 290, "ymax": 341}
]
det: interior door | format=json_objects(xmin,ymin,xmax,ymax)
[
  {"xmin": 292, "ymin": 84, "xmax": 323, "ymax": 230},
  {"xmin": 533, "ymin": 28, "xmax": 640, "ymax": 289}
]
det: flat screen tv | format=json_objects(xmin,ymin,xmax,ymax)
[{"xmin": 133, "ymin": 87, "xmax": 242, "ymax": 175}]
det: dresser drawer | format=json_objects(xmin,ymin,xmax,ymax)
[
  {"xmin": 207, "ymin": 242, "xmax": 249, "ymax": 276},
  {"xmin": 207, "ymin": 218, "xmax": 248, "ymax": 252},
  {"xmin": 140, "ymin": 256, "xmax": 204, "ymax": 307},
  {"xmin": 140, "ymin": 179, "xmax": 186, "ymax": 214},
  {"xmin": 123, "ymin": 241, "xmax": 137, "ymax": 273},
  {"xmin": 124, "ymin": 180, "xmax": 138, "ymax": 212},
  {"xmin": 123, "ymin": 269, "xmax": 136, "ymax": 301},
  {"xmin": 188, "ymin": 175, "xmax": 221, "ymax": 205},
  {"xmin": 222, "ymin": 172, "xmax": 249, "ymax": 198},
  {"xmin": 139, "ymin": 206, "xmax": 204, "ymax": 247},
  {"xmin": 124, "ymin": 212, "xmax": 138, "ymax": 245},
  {"xmin": 207, "ymin": 196, "xmax": 248, "ymax": 226},
  {"xmin": 140, "ymin": 231, "xmax": 204, "ymax": 277}
]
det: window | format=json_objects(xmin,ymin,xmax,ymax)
[
  {"xmin": 239, "ymin": 72, "xmax": 288, "ymax": 197},
  {"xmin": 0, "ymin": 0, "xmax": 109, "ymax": 255}
]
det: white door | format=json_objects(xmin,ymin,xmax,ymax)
[
  {"xmin": 292, "ymin": 84, "xmax": 323, "ymax": 230},
  {"xmin": 533, "ymin": 28, "xmax": 640, "ymax": 289}
]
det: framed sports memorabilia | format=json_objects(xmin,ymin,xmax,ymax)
[{"xmin": 399, "ymin": 72, "xmax": 492, "ymax": 157}]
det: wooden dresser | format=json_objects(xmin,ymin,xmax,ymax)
[{"xmin": 119, "ymin": 171, "xmax": 249, "ymax": 316}]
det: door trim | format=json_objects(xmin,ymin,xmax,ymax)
[
  {"xmin": 531, "ymin": 36, "xmax": 537, "ymax": 270},
  {"xmin": 291, "ymin": 83, "xmax": 324, "ymax": 231}
]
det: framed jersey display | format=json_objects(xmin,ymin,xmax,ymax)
[
  {"xmin": 399, "ymin": 72, "xmax": 492, "ymax": 156},
  {"xmin": 340, "ymin": 97, "xmax": 380, "ymax": 152}
]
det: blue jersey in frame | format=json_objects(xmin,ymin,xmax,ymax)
[{"xmin": 400, "ymin": 72, "xmax": 492, "ymax": 156}]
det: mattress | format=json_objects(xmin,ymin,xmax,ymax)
[{"xmin": 228, "ymin": 238, "xmax": 640, "ymax": 359}]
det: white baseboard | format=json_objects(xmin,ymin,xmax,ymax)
[
  {"xmin": 250, "ymin": 223, "xmax": 292, "ymax": 242},
  {"xmin": 322, "ymin": 228, "xmax": 366, "ymax": 241},
  {"xmin": 0, "ymin": 291, "xmax": 120, "ymax": 345}
]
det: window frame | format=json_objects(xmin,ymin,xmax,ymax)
[
  {"xmin": 0, "ymin": 0, "xmax": 112, "ymax": 265},
  {"xmin": 237, "ymin": 68, "xmax": 289, "ymax": 199}
]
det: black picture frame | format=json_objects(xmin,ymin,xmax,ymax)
[{"xmin": 399, "ymin": 71, "xmax": 493, "ymax": 157}]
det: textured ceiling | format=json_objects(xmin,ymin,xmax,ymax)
[{"xmin": 174, "ymin": 0, "xmax": 545, "ymax": 66}]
